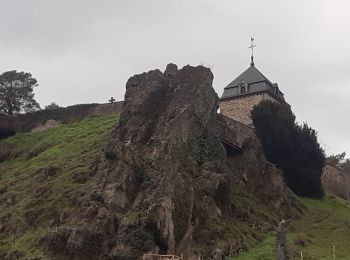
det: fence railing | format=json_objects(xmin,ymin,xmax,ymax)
[{"xmin": 209, "ymin": 117, "xmax": 244, "ymax": 150}]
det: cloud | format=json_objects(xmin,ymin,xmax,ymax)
[{"xmin": 0, "ymin": 0, "xmax": 349, "ymax": 155}]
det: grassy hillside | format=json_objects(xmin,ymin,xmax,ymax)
[
  {"xmin": 0, "ymin": 115, "xmax": 118, "ymax": 259},
  {"xmin": 1, "ymin": 115, "xmax": 350, "ymax": 259},
  {"xmin": 233, "ymin": 195, "xmax": 350, "ymax": 260}
]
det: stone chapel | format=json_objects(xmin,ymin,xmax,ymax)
[{"xmin": 219, "ymin": 40, "xmax": 288, "ymax": 126}]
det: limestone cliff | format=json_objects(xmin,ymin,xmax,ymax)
[{"xmin": 44, "ymin": 64, "xmax": 301, "ymax": 259}]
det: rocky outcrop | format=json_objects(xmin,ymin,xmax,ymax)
[{"xmin": 44, "ymin": 64, "xmax": 301, "ymax": 259}]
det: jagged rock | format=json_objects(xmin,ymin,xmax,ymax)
[
  {"xmin": 95, "ymin": 64, "xmax": 221, "ymax": 257},
  {"xmin": 42, "ymin": 226, "xmax": 105, "ymax": 259},
  {"xmin": 31, "ymin": 119, "xmax": 62, "ymax": 133},
  {"xmin": 44, "ymin": 64, "xmax": 301, "ymax": 259}
]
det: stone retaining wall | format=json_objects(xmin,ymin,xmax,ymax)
[
  {"xmin": 1, "ymin": 101, "xmax": 123, "ymax": 133},
  {"xmin": 322, "ymin": 164, "xmax": 350, "ymax": 200}
]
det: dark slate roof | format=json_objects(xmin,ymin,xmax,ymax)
[
  {"xmin": 224, "ymin": 65, "xmax": 273, "ymax": 89},
  {"xmin": 221, "ymin": 64, "xmax": 286, "ymax": 102}
]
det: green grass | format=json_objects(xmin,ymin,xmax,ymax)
[
  {"xmin": 232, "ymin": 195, "xmax": 350, "ymax": 260},
  {"xmin": 2, "ymin": 115, "xmax": 350, "ymax": 259},
  {"xmin": 0, "ymin": 115, "xmax": 118, "ymax": 258}
]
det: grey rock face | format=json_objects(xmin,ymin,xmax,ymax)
[{"xmin": 96, "ymin": 64, "xmax": 220, "ymax": 257}]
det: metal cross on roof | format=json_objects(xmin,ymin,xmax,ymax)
[
  {"xmin": 109, "ymin": 97, "xmax": 115, "ymax": 103},
  {"xmin": 248, "ymin": 37, "xmax": 256, "ymax": 66}
]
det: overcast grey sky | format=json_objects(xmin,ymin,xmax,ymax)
[{"xmin": 0, "ymin": 0, "xmax": 349, "ymax": 156}]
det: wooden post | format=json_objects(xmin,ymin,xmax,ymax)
[
  {"xmin": 333, "ymin": 244, "xmax": 336, "ymax": 260},
  {"xmin": 181, "ymin": 253, "xmax": 183, "ymax": 260},
  {"xmin": 300, "ymin": 251, "xmax": 303, "ymax": 260}
]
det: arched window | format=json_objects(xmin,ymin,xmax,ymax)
[{"xmin": 240, "ymin": 82, "xmax": 247, "ymax": 94}]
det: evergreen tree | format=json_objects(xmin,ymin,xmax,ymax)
[{"xmin": 251, "ymin": 101, "xmax": 325, "ymax": 198}]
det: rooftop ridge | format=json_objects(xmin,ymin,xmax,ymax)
[{"xmin": 223, "ymin": 65, "xmax": 274, "ymax": 90}]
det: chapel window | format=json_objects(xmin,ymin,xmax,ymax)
[{"xmin": 240, "ymin": 83, "xmax": 247, "ymax": 94}]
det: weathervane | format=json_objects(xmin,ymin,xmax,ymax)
[{"xmin": 248, "ymin": 37, "xmax": 256, "ymax": 66}]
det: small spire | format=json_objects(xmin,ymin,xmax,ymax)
[{"xmin": 248, "ymin": 37, "xmax": 256, "ymax": 66}]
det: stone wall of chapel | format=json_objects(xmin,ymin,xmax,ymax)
[{"xmin": 219, "ymin": 93, "xmax": 276, "ymax": 126}]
